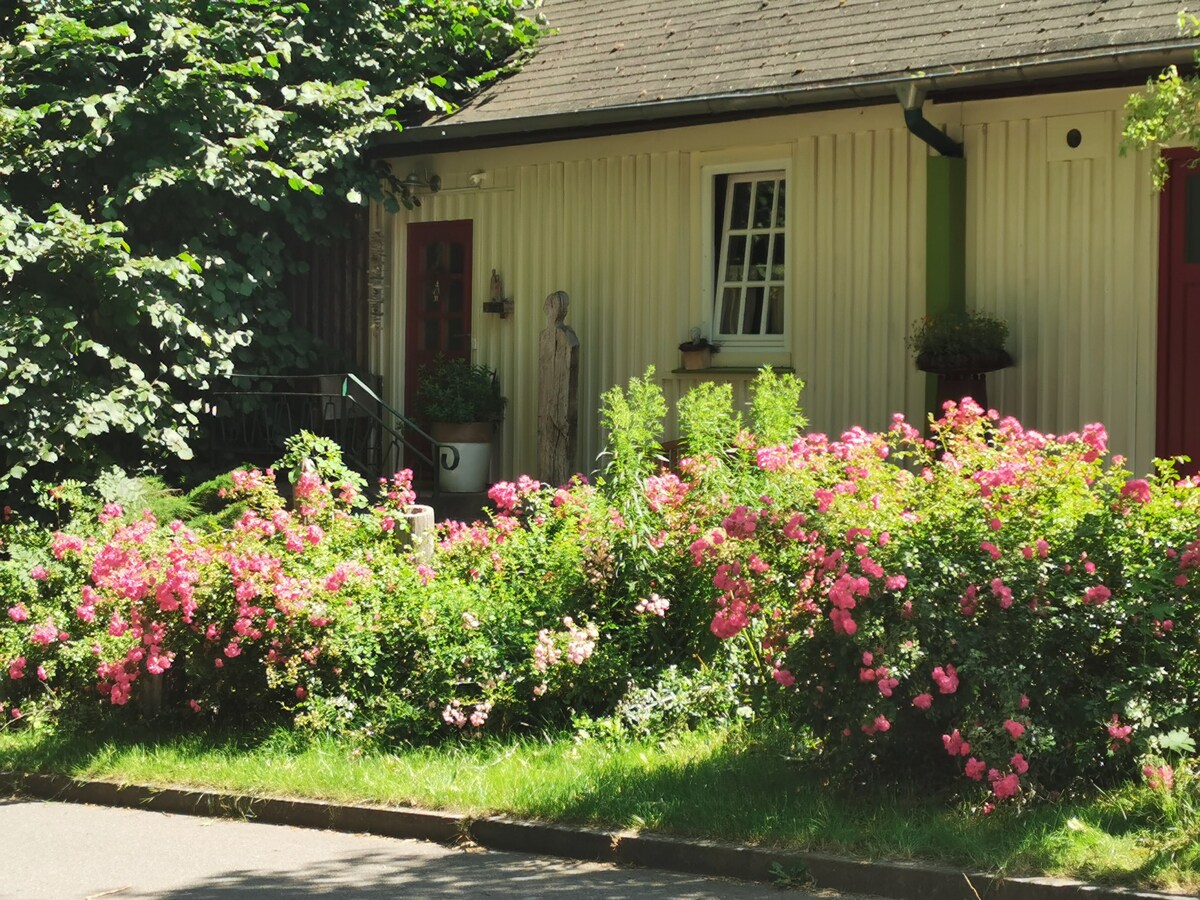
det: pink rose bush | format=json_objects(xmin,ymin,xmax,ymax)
[
  {"xmin": 3, "ymin": 373, "xmax": 1199, "ymax": 806},
  {"xmin": 0, "ymin": 435, "xmax": 646, "ymax": 741},
  {"xmin": 1, "ymin": 450, "xmax": 553, "ymax": 740},
  {"xmin": 439, "ymin": 371, "xmax": 1200, "ymax": 804}
]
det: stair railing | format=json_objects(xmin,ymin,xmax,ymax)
[{"xmin": 208, "ymin": 373, "xmax": 459, "ymax": 500}]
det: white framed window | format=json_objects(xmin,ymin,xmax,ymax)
[{"xmin": 713, "ymin": 170, "xmax": 787, "ymax": 345}]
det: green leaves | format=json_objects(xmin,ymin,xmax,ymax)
[
  {"xmin": 1123, "ymin": 18, "xmax": 1200, "ymax": 187},
  {"xmin": 1, "ymin": 0, "xmax": 540, "ymax": 489}
]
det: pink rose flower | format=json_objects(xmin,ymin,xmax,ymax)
[
  {"xmin": 1120, "ymin": 479, "xmax": 1152, "ymax": 504},
  {"xmin": 932, "ymin": 664, "xmax": 959, "ymax": 694},
  {"xmin": 1003, "ymin": 719, "xmax": 1026, "ymax": 740},
  {"xmin": 991, "ymin": 773, "xmax": 1021, "ymax": 800}
]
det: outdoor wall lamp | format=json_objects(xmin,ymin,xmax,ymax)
[
  {"xmin": 483, "ymin": 269, "xmax": 513, "ymax": 319},
  {"xmin": 401, "ymin": 171, "xmax": 442, "ymax": 193}
]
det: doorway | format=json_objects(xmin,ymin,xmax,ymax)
[
  {"xmin": 1157, "ymin": 150, "xmax": 1200, "ymax": 475},
  {"xmin": 405, "ymin": 219, "xmax": 473, "ymax": 418}
]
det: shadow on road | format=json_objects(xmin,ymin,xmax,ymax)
[{"xmin": 145, "ymin": 847, "xmax": 785, "ymax": 899}]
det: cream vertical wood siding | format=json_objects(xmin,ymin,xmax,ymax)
[
  {"xmin": 961, "ymin": 90, "xmax": 1159, "ymax": 473},
  {"xmin": 381, "ymin": 87, "xmax": 1159, "ymax": 481}
]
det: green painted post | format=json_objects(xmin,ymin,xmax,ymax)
[{"xmin": 924, "ymin": 155, "xmax": 966, "ymax": 420}]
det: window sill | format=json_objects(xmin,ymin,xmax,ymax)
[{"xmin": 670, "ymin": 366, "xmax": 796, "ymax": 375}]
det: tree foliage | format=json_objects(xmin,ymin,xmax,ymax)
[
  {"xmin": 1122, "ymin": 15, "xmax": 1200, "ymax": 187},
  {"xmin": 0, "ymin": 0, "xmax": 539, "ymax": 490}
]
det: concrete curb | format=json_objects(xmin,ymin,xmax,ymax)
[
  {"xmin": 0, "ymin": 772, "xmax": 1185, "ymax": 900},
  {"xmin": 0, "ymin": 772, "xmax": 462, "ymax": 845}
]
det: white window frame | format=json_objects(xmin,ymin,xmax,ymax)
[{"xmin": 700, "ymin": 160, "xmax": 791, "ymax": 353}]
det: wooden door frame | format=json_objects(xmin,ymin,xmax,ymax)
[
  {"xmin": 1156, "ymin": 148, "xmax": 1199, "ymax": 465},
  {"xmin": 404, "ymin": 219, "xmax": 474, "ymax": 417}
]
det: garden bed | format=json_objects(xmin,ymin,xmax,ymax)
[{"xmin": 2, "ymin": 369, "xmax": 1198, "ymax": 894}]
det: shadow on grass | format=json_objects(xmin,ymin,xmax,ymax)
[
  {"xmin": 0, "ymin": 720, "xmax": 300, "ymax": 778},
  {"xmin": 513, "ymin": 739, "xmax": 1001, "ymax": 865},
  {"xmin": 2, "ymin": 723, "xmax": 1195, "ymax": 893},
  {"xmin": 500, "ymin": 738, "xmax": 1176, "ymax": 889}
]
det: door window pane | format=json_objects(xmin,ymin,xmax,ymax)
[
  {"xmin": 423, "ymin": 320, "xmax": 440, "ymax": 351},
  {"xmin": 426, "ymin": 242, "xmax": 446, "ymax": 274},
  {"xmin": 448, "ymin": 318, "xmax": 468, "ymax": 353},
  {"xmin": 1186, "ymin": 174, "xmax": 1200, "ymax": 264},
  {"xmin": 423, "ymin": 280, "xmax": 440, "ymax": 312}
]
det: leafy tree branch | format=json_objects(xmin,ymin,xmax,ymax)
[{"xmin": 1, "ymin": 0, "xmax": 539, "ymax": 490}]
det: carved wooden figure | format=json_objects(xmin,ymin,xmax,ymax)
[{"xmin": 537, "ymin": 291, "xmax": 580, "ymax": 485}]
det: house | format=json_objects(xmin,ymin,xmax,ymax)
[{"xmin": 367, "ymin": 0, "xmax": 1200, "ymax": 483}]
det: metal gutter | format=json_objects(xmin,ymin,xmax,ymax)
[{"xmin": 372, "ymin": 42, "xmax": 1200, "ymax": 154}]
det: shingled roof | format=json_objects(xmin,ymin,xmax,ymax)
[{"xmin": 388, "ymin": 0, "xmax": 1199, "ymax": 147}]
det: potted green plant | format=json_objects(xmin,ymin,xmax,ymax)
[
  {"xmin": 416, "ymin": 358, "xmax": 506, "ymax": 493},
  {"xmin": 678, "ymin": 328, "xmax": 720, "ymax": 370},
  {"xmin": 907, "ymin": 310, "xmax": 1013, "ymax": 410}
]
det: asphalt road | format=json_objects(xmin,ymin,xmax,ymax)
[{"xmin": 1, "ymin": 798, "xmax": 866, "ymax": 899}]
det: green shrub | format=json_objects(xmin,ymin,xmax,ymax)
[
  {"xmin": 3, "ymin": 370, "xmax": 1199, "ymax": 816},
  {"xmin": 415, "ymin": 358, "xmax": 506, "ymax": 424}
]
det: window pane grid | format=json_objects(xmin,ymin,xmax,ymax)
[{"xmin": 716, "ymin": 172, "xmax": 786, "ymax": 338}]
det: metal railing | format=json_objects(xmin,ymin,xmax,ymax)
[{"xmin": 205, "ymin": 373, "xmax": 458, "ymax": 498}]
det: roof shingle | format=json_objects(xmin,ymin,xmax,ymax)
[{"xmin": 440, "ymin": 0, "xmax": 1194, "ymax": 128}]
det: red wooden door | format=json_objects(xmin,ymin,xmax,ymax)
[
  {"xmin": 1158, "ymin": 150, "xmax": 1200, "ymax": 475},
  {"xmin": 405, "ymin": 220, "xmax": 473, "ymax": 418}
]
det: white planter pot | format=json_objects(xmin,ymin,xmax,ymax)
[
  {"xmin": 439, "ymin": 441, "xmax": 491, "ymax": 493},
  {"xmin": 432, "ymin": 422, "xmax": 495, "ymax": 493}
]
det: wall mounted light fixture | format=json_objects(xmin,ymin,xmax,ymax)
[
  {"xmin": 395, "ymin": 170, "xmax": 442, "ymax": 209},
  {"xmin": 483, "ymin": 269, "xmax": 513, "ymax": 319},
  {"xmin": 401, "ymin": 171, "xmax": 442, "ymax": 193}
]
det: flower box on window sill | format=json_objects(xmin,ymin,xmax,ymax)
[{"xmin": 678, "ymin": 336, "xmax": 719, "ymax": 371}]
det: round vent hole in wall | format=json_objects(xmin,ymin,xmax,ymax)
[{"xmin": 1046, "ymin": 113, "xmax": 1107, "ymax": 161}]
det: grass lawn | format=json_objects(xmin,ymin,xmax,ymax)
[{"xmin": 1, "ymin": 724, "xmax": 1197, "ymax": 893}]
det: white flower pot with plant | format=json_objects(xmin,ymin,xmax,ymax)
[{"xmin": 416, "ymin": 358, "xmax": 506, "ymax": 493}]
